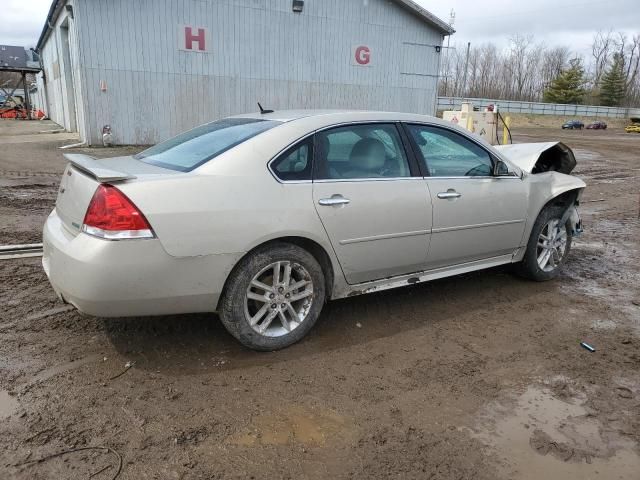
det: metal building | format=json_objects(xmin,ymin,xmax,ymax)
[{"xmin": 35, "ymin": 0, "xmax": 453, "ymax": 145}]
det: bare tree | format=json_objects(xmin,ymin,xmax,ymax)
[
  {"xmin": 591, "ymin": 30, "xmax": 614, "ymax": 86},
  {"xmin": 540, "ymin": 46, "xmax": 571, "ymax": 90},
  {"xmin": 438, "ymin": 32, "xmax": 640, "ymax": 107},
  {"xmin": 504, "ymin": 35, "xmax": 534, "ymax": 99},
  {"xmin": 619, "ymin": 34, "xmax": 640, "ymax": 105}
]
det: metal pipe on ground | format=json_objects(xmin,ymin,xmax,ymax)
[{"xmin": 0, "ymin": 243, "xmax": 44, "ymax": 260}]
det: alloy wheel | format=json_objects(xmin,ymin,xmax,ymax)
[
  {"xmin": 536, "ymin": 219, "xmax": 568, "ymax": 272},
  {"xmin": 244, "ymin": 261, "xmax": 314, "ymax": 337}
]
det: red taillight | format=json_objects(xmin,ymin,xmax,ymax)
[{"xmin": 82, "ymin": 184, "xmax": 154, "ymax": 239}]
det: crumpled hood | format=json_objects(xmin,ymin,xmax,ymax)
[{"xmin": 494, "ymin": 142, "xmax": 576, "ymax": 174}]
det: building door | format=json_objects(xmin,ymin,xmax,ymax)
[{"xmin": 59, "ymin": 20, "xmax": 77, "ymax": 132}]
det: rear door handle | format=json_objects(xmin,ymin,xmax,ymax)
[
  {"xmin": 437, "ymin": 190, "xmax": 462, "ymax": 200},
  {"xmin": 318, "ymin": 195, "xmax": 350, "ymax": 206}
]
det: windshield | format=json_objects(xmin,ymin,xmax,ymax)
[{"xmin": 135, "ymin": 118, "xmax": 281, "ymax": 171}]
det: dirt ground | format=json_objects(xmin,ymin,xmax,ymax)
[{"xmin": 0, "ymin": 118, "xmax": 639, "ymax": 479}]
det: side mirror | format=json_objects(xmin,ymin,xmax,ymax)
[{"xmin": 494, "ymin": 160, "xmax": 511, "ymax": 176}]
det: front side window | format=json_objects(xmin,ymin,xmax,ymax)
[
  {"xmin": 314, "ymin": 124, "xmax": 411, "ymax": 180},
  {"xmin": 270, "ymin": 138, "xmax": 312, "ymax": 181},
  {"xmin": 406, "ymin": 125, "xmax": 493, "ymax": 177},
  {"xmin": 135, "ymin": 118, "xmax": 281, "ymax": 172}
]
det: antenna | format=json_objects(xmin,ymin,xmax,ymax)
[{"xmin": 257, "ymin": 102, "xmax": 274, "ymax": 114}]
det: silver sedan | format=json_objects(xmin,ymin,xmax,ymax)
[{"xmin": 43, "ymin": 110, "xmax": 585, "ymax": 350}]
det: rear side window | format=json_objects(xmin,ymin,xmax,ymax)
[
  {"xmin": 270, "ymin": 138, "xmax": 313, "ymax": 181},
  {"xmin": 135, "ymin": 118, "xmax": 281, "ymax": 172},
  {"xmin": 314, "ymin": 124, "xmax": 411, "ymax": 180}
]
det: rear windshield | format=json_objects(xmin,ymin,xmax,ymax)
[{"xmin": 135, "ymin": 118, "xmax": 281, "ymax": 171}]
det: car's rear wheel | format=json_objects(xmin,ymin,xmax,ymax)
[
  {"xmin": 516, "ymin": 205, "xmax": 572, "ymax": 281},
  {"xmin": 219, "ymin": 243, "xmax": 326, "ymax": 351}
]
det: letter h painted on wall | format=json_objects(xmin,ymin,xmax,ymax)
[{"xmin": 179, "ymin": 25, "xmax": 208, "ymax": 52}]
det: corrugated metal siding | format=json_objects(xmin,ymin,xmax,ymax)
[
  {"xmin": 74, "ymin": 0, "xmax": 444, "ymax": 144},
  {"xmin": 33, "ymin": 77, "xmax": 45, "ymax": 113},
  {"xmin": 35, "ymin": 0, "xmax": 88, "ymax": 140},
  {"xmin": 38, "ymin": 30, "xmax": 63, "ymax": 126}
]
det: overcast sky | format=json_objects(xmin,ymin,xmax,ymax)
[
  {"xmin": 424, "ymin": 0, "xmax": 640, "ymax": 56},
  {"xmin": 2, "ymin": 0, "xmax": 639, "ymax": 57}
]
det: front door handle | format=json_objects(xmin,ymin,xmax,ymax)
[
  {"xmin": 437, "ymin": 190, "xmax": 462, "ymax": 200},
  {"xmin": 318, "ymin": 195, "xmax": 350, "ymax": 206}
]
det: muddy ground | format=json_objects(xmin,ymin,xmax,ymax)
[{"xmin": 0, "ymin": 118, "xmax": 639, "ymax": 479}]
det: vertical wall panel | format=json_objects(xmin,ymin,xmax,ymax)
[{"xmin": 60, "ymin": 0, "xmax": 447, "ymax": 144}]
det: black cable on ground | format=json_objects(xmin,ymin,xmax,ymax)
[{"xmin": 13, "ymin": 446, "xmax": 123, "ymax": 480}]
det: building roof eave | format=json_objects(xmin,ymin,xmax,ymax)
[
  {"xmin": 35, "ymin": 0, "xmax": 65, "ymax": 52},
  {"xmin": 391, "ymin": 0, "xmax": 455, "ymax": 35}
]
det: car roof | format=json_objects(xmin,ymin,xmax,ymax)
[
  {"xmin": 230, "ymin": 109, "xmax": 359, "ymax": 122},
  {"xmin": 218, "ymin": 108, "xmax": 510, "ymax": 163},
  {"xmin": 229, "ymin": 108, "xmax": 457, "ymax": 128},
  {"xmin": 198, "ymin": 109, "xmax": 522, "ymax": 176}
]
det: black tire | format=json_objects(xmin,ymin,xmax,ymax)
[
  {"xmin": 516, "ymin": 205, "xmax": 572, "ymax": 281},
  {"xmin": 219, "ymin": 242, "xmax": 326, "ymax": 351}
]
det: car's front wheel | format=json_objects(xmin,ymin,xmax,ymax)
[
  {"xmin": 219, "ymin": 243, "xmax": 326, "ymax": 351},
  {"xmin": 516, "ymin": 205, "xmax": 572, "ymax": 281}
]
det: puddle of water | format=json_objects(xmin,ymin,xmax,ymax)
[
  {"xmin": 475, "ymin": 386, "xmax": 640, "ymax": 479},
  {"xmin": 0, "ymin": 389, "xmax": 19, "ymax": 419},
  {"xmin": 226, "ymin": 406, "xmax": 353, "ymax": 447}
]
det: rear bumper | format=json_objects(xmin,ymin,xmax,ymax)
[{"xmin": 42, "ymin": 209, "xmax": 242, "ymax": 317}]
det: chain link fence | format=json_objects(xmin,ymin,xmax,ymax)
[{"xmin": 437, "ymin": 97, "xmax": 640, "ymax": 119}]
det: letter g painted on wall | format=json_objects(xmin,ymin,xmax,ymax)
[{"xmin": 352, "ymin": 45, "xmax": 372, "ymax": 66}]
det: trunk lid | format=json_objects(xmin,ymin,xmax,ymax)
[{"xmin": 55, "ymin": 154, "xmax": 174, "ymax": 236}]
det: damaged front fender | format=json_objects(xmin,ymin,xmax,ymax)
[{"xmin": 511, "ymin": 171, "xmax": 586, "ymax": 263}]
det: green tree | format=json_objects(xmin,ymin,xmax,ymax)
[
  {"xmin": 599, "ymin": 53, "xmax": 626, "ymax": 106},
  {"xmin": 543, "ymin": 58, "xmax": 586, "ymax": 104}
]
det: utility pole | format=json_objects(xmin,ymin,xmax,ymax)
[
  {"xmin": 22, "ymin": 72, "xmax": 32, "ymax": 120},
  {"xmin": 460, "ymin": 41, "xmax": 470, "ymax": 98},
  {"xmin": 443, "ymin": 9, "xmax": 455, "ymax": 97}
]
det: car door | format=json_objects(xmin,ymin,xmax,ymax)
[
  {"xmin": 404, "ymin": 123, "xmax": 527, "ymax": 269},
  {"xmin": 312, "ymin": 122, "xmax": 432, "ymax": 284}
]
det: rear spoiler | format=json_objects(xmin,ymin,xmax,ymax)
[{"xmin": 63, "ymin": 153, "xmax": 136, "ymax": 182}]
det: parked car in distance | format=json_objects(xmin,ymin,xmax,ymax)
[
  {"xmin": 586, "ymin": 121, "xmax": 607, "ymax": 130},
  {"xmin": 43, "ymin": 110, "xmax": 585, "ymax": 351},
  {"xmin": 562, "ymin": 120, "xmax": 584, "ymax": 130},
  {"xmin": 625, "ymin": 119, "xmax": 640, "ymax": 133}
]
